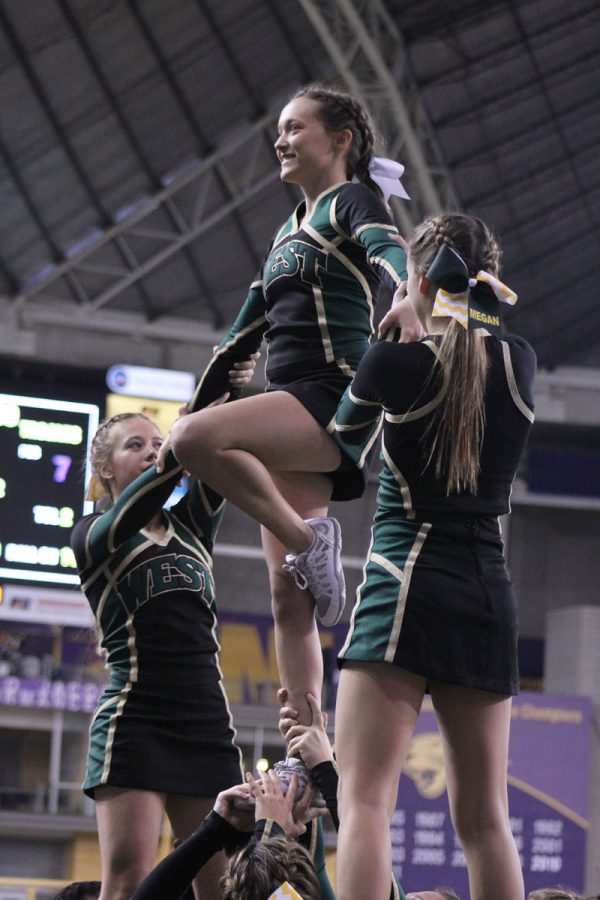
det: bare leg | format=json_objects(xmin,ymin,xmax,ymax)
[
  {"xmin": 430, "ymin": 682, "xmax": 525, "ymax": 900},
  {"xmin": 335, "ymin": 662, "xmax": 426, "ymax": 900},
  {"xmin": 166, "ymin": 794, "xmax": 225, "ymax": 900},
  {"xmin": 169, "ymin": 392, "xmax": 341, "ymax": 552},
  {"xmin": 262, "ymin": 472, "xmax": 332, "ymax": 726},
  {"xmin": 95, "ymin": 786, "xmax": 166, "ymax": 900}
]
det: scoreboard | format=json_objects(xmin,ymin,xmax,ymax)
[{"xmin": 0, "ymin": 392, "xmax": 99, "ymax": 585}]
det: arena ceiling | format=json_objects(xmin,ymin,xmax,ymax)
[{"xmin": 0, "ymin": 0, "xmax": 599, "ymax": 379}]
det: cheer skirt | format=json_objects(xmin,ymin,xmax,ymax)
[
  {"xmin": 84, "ymin": 676, "xmax": 244, "ymax": 798},
  {"xmin": 339, "ymin": 513, "xmax": 518, "ymax": 694}
]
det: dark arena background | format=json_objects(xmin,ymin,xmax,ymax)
[{"xmin": 0, "ymin": 1, "xmax": 599, "ymax": 897}]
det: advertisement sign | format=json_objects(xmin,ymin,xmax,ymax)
[
  {"xmin": 106, "ymin": 364, "xmax": 195, "ymax": 402},
  {"xmin": 391, "ymin": 693, "xmax": 590, "ymax": 896},
  {"xmin": 0, "ymin": 677, "xmax": 102, "ymax": 712}
]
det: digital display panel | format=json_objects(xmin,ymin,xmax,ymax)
[{"xmin": 0, "ymin": 392, "xmax": 99, "ymax": 585}]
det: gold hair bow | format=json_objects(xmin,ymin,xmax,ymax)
[
  {"xmin": 267, "ymin": 882, "xmax": 305, "ymax": 899},
  {"xmin": 428, "ymin": 245, "xmax": 517, "ymax": 336}
]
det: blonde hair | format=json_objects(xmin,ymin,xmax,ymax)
[
  {"xmin": 86, "ymin": 412, "xmax": 157, "ymax": 503},
  {"xmin": 219, "ymin": 836, "xmax": 320, "ymax": 900},
  {"xmin": 409, "ymin": 213, "xmax": 501, "ymax": 495}
]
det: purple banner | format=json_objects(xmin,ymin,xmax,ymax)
[
  {"xmin": 392, "ymin": 692, "xmax": 590, "ymax": 896},
  {"xmin": 0, "ymin": 676, "xmax": 103, "ymax": 712}
]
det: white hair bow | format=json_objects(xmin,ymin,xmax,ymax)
[{"xmin": 353, "ymin": 157, "xmax": 410, "ymax": 201}]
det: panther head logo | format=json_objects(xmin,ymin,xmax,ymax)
[{"xmin": 403, "ymin": 732, "xmax": 446, "ymax": 798}]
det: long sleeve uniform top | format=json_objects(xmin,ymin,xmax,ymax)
[
  {"xmin": 334, "ymin": 334, "xmax": 536, "ymax": 521},
  {"xmin": 70, "ymin": 373, "xmax": 234, "ymax": 692},
  {"xmin": 189, "ymin": 182, "xmax": 408, "ymax": 405}
]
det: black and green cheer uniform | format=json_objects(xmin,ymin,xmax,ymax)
[
  {"xmin": 334, "ymin": 332, "xmax": 536, "ymax": 694},
  {"xmin": 71, "ymin": 450, "xmax": 243, "ymax": 798},
  {"xmin": 190, "ymin": 181, "xmax": 408, "ymax": 500}
]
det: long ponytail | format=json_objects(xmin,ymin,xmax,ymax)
[{"xmin": 409, "ymin": 214, "xmax": 502, "ymax": 494}]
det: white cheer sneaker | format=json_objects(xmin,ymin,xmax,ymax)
[{"xmin": 283, "ymin": 517, "xmax": 345, "ymax": 626}]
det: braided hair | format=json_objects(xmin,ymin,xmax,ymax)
[
  {"xmin": 408, "ymin": 214, "xmax": 502, "ymax": 495},
  {"xmin": 424, "ymin": 215, "xmax": 501, "ymax": 278},
  {"xmin": 219, "ymin": 836, "xmax": 321, "ymax": 900},
  {"xmin": 293, "ymin": 84, "xmax": 379, "ymax": 194},
  {"xmin": 87, "ymin": 412, "xmax": 158, "ymax": 502}
]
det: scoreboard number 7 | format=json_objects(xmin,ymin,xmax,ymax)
[{"xmin": 51, "ymin": 454, "xmax": 73, "ymax": 484}]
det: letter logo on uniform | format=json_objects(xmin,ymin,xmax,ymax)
[
  {"xmin": 120, "ymin": 553, "xmax": 207, "ymax": 613},
  {"xmin": 266, "ymin": 240, "xmax": 328, "ymax": 289}
]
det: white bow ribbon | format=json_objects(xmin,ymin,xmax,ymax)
[{"xmin": 353, "ymin": 156, "xmax": 410, "ymax": 201}]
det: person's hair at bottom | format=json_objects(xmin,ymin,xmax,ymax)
[
  {"xmin": 51, "ymin": 882, "xmax": 101, "ymax": 900},
  {"xmin": 527, "ymin": 889, "xmax": 583, "ymax": 900},
  {"xmin": 220, "ymin": 836, "xmax": 320, "ymax": 900},
  {"xmin": 435, "ymin": 888, "xmax": 462, "ymax": 900}
]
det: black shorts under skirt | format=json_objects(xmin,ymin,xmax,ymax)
[
  {"xmin": 267, "ymin": 364, "xmax": 368, "ymax": 502},
  {"xmin": 338, "ymin": 514, "xmax": 519, "ymax": 695},
  {"xmin": 84, "ymin": 678, "xmax": 244, "ymax": 799}
]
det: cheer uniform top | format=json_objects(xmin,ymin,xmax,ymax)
[
  {"xmin": 190, "ymin": 181, "xmax": 408, "ymax": 500},
  {"xmin": 71, "ymin": 452, "xmax": 243, "ymax": 798},
  {"xmin": 335, "ymin": 333, "xmax": 536, "ymax": 694}
]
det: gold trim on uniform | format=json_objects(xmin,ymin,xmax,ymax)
[
  {"xmin": 303, "ymin": 221, "xmax": 375, "ymax": 330},
  {"xmin": 501, "ymin": 341, "xmax": 535, "ymax": 423},
  {"xmin": 385, "ymin": 523, "xmax": 431, "ymax": 662},
  {"xmin": 312, "ymin": 284, "xmax": 335, "ymax": 364},
  {"xmin": 382, "ymin": 439, "xmax": 414, "ymax": 519},
  {"xmin": 101, "ymin": 678, "xmax": 134, "ymax": 784}
]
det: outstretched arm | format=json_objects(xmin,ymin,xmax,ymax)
[{"xmin": 377, "ymin": 234, "xmax": 423, "ymax": 342}]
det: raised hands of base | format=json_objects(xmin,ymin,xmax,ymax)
[
  {"xmin": 213, "ymin": 783, "xmax": 256, "ymax": 833},
  {"xmin": 278, "ymin": 689, "xmax": 334, "ymax": 771},
  {"xmin": 246, "ymin": 768, "xmax": 306, "ymax": 838}
]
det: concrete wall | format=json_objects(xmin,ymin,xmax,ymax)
[{"xmin": 508, "ymin": 505, "xmax": 600, "ymax": 639}]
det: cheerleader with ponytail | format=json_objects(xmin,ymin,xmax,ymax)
[{"xmin": 333, "ymin": 213, "xmax": 535, "ymax": 900}]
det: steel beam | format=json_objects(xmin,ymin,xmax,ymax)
[
  {"xmin": 12, "ymin": 112, "xmax": 281, "ymax": 317},
  {"xmin": 296, "ymin": 0, "xmax": 460, "ymax": 233}
]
